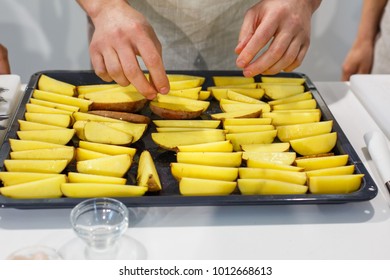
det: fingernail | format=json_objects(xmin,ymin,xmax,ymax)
[{"xmin": 159, "ymin": 87, "xmax": 169, "ymax": 94}]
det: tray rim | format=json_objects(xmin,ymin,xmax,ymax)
[{"xmin": 0, "ymin": 70, "xmax": 378, "ymax": 209}]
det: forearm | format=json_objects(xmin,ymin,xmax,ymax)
[
  {"xmin": 355, "ymin": 0, "xmax": 388, "ymax": 43},
  {"xmin": 76, "ymin": 0, "xmax": 129, "ymax": 20}
]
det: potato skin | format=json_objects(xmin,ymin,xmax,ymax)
[
  {"xmin": 150, "ymin": 102, "xmax": 203, "ymax": 120},
  {"xmin": 89, "ymin": 110, "xmax": 151, "ymax": 124},
  {"xmin": 89, "ymin": 99, "xmax": 147, "ymax": 113}
]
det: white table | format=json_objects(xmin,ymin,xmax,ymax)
[{"xmin": 1, "ymin": 82, "xmax": 390, "ymax": 260}]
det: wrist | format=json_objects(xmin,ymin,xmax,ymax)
[{"xmin": 77, "ymin": 0, "xmax": 128, "ymax": 20}]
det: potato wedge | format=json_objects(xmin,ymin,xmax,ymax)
[
  {"xmin": 24, "ymin": 112, "xmax": 72, "ymax": 128},
  {"xmin": 238, "ymin": 178, "xmax": 308, "ymax": 195},
  {"xmin": 9, "ymin": 139, "xmax": 65, "ymax": 152},
  {"xmin": 0, "ymin": 172, "xmax": 61, "ymax": 186},
  {"xmin": 76, "ymin": 148, "xmax": 109, "ymax": 161},
  {"xmin": 212, "ymin": 76, "xmax": 254, "ymax": 86},
  {"xmin": 76, "ymin": 154, "xmax": 132, "ymax": 177},
  {"xmin": 67, "ymin": 172, "xmax": 126, "ymax": 184},
  {"xmin": 153, "ymin": 119, "xmax": 220, "ymax": 128},
  {"xmin": 61, "ymin": 183, "xmax": 147, "ymax": 198},
  {"xmin": 239, "ymin": 167, "xmax": 307, "ymax": 185},
  {"xmin": 150, "ymin": 101, "xmax": 203, "ymax": 119},
  {"xmin": 290, "ymin": 132, "xmax": 337, "ymax": 156},
  {"xmin": 88, "ymin": 110, "xmax": 151, "ymax": 124},
  {"xmin": 260, "ymin": 84, "xmax": 305, "ymax": 100},
  {"xmin": 85, "ymin": 91, "xmax": 147, "ymax": 112},
  {"xmin": 76, "ymin": 83, "xmax": 119, "ymax": 95},
  {"xmin": 33, "ymin": 89, "xmax": 93, "ymax": 112},
  {"xmin": 10, "ymin": 147, "xmax": 75, "ymax": 163},
  {"xmin": 210, "ymin": 109, "xmax": 262, "ymax": 120},
  {"xmin": 226, "ymin": 130, "xmax": 277, "ymax": 151},
  {"xmin": 220, "ymin": 103, "xmax": 271, "ymax": 114},
  {"xmin": 242, "ymin": 151, "xmax": 296, "ymax": 165},
  {"xmin": 179, "ymin": 177, "xmax": 237, "ymax": 196},
  {"xmin": 277, "ymin": 120, "xmax": 333, "ymax": 142},
  {"xmin": 26, "ymin": 103, "xmax": 74, "ymax": 116},
  {"xmin": 308, "ymin": 174, "xmax": 364, "ymax": 194},
  {"xmin": 222, "ymin": 118, "xmax": 272, "ymax": 126},
  {"xmin": 176, "ymin": 140, "xmax": 234, "ymax": 152},
  {"xmin": 4, "ymin": 159, "xmax": 68, "ymax": 173},
  {"xmin": 295, "ymin": 154, "xmax": 349, "ymax": 171},
  {"xmin": 38, "ymin": 74, "xmax": 76, "ymax": 96},
  {"xmin": 17, "ymin": 129, "xmax": 75, "ymax": 145},
  {"xmin": 18, "ymin": 120, "xmax": 66, "ymax": 131},
  {"xmin": 78, "ymin": 140, "xmax": 137, "ymax": 156},
  {"xmin": 29, "ymin": 98, "xmax": 80, "ymax": 112},
  {"xmin": 247, "ymin": 158, "xmax": 304, "ymax": 172},
  {"xmin": 83, "ymin": 121, "xmax": 133, "ymax": 145},
  {"xmin": 171, "ymin": 162, "xmax": 238, "ymax": 181},
  {"xmin": 262, "ymin": 111, "xmax": 321, "ymax": 126},
  {"xmin": 176, "ymin": 152, "xmax": 242, "ymax": 167},
  {"xmin": 241, "ymin": 143, "xmax": 290, "ymax": 152},
  {"xmin": 167, "ymin": 87, "xmax": 202, "ymax": 99},
  {"xmin": 260, "ymin": 77, "xmax": 305, "ymax": 85},
  {"xmin": 305, "ymin": 165, "xmax": 355, "ymax": 177},
  {"xmin": 0, "ymin": 175, "xmax": 66, "ymax": 199},
  {"xmin": 223, "ymin": 124, "xmax": 275, "ymax": 134},
  {"xmin": 137, "ymin": 150, "xmax": 162, "ymax": 192},
  {"xmin": 156, "ymin": 94, "xmax": 210, "ymax": 112},
  {"xmin": 272, "ymin": 99, "xmax": 317, "ymax": 110}
]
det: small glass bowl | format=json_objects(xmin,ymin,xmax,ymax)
[{"xmin": 70, "ymin": 198, "xmax": 129, "ymax": 253}]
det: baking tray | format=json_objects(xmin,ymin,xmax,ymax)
[{"xmin": 0, "ymin": 70, "xmax": 378, "ymax": 209}]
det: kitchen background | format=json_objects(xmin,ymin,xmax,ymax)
[{"xmin": 0, "ymin": 0, "xmax": 362, "ymax": 83}]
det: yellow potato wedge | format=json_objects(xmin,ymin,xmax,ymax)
[
  {"xmin": 61, "ymin": 183, "xmax": 147, "ymax": 198},
  {"xmin": 76, "ymin": 83, "xmax": 119, "ymax": 95},
  {"xmin": 222, "ymin": 118, "xmax": 272, "ymax": 126},
  {"xmin": 223, "ymin": 124, "xmax": 275, "ymax": 134},
  {"xmin": 17, "ymin": 129, "xmax": 75, "ymax": 145},
  {"xmin": 153, "ymin": 119, "xmax": 220, "ymax": 128},
  {"xmin": 171, "ymin": 162, "xmax": 238, "ymax": 181},
  {"xmin": 156, "ymin": 94, "xmax": 210, "ymax": 112},
  {"xmin": 238, "ymin": 178, "xmax": 308, "ymax": 195},
  {"xmin": 220, "ymin": 103, "xmax": 271, "ymax": 113},
  {"xmin": 295, "ymin": 154, "xmax": 349, "ymax": 171},
  {"xmin": 38, "ymin": 74, "xmax": 76, "ymax": 96},
  {"xmin": 210, "ymin": 109, "xmax": 262, "ymax": 120},
  {"xmin": 290, "ymin": 132, "xmax": 337, "ymax": 156},
  {"xmin": 29, "ymin": 98, "xmax": 80, "ymax": 112},
  {"xmin": 33, "ymin": 89, "xmax": 93, "ymax": 112},
  {"xmin": 149, "ymin": 101, "xmax": 203, "ymax": 120},
  {"xmin": 18, "ymin": 120, "xmax": 66, "ymax": 131},
  {"xmin": 76, "ymin": 148, "xmax": 109, "ymax": 161},
  {"xmin": 137, "ymin": 150, "xmax": 162, "ymax": 192},
  {"xmin": 78, "ymin": 141, "xmax": 136, "ymax": 156},
  {"xmin": 260, "ymin": 84, "xmax": 305, "ymax": 100},
  {"xmin": 212, "ymin": 76, "xmax": 254, "ymax": 86},
  {"xmin": 76, "ymin": 154, "xmax": 132, "ymax": 177},
  {"xmin": 262, "ymin": 111, "xmax": 321, "ymax": 126},
  {"xmin": 0, "ymin": 175, "xmax": 67, "ymax": 199},
  {"xmin": 10, "ymin": 147, "xmax": 75, "ymax": 163},
  {"xmin": 4, "ymin": 159, "xmax": 68, "ymax": 173},
  {"xmin": 83, "ymin": 121, "xmax": 134, "ymax": 145},
  {"xmin": 241, "ymin": 143, "xmax": 290, "ymax": 152},
  {"xmin": 226, "ymin": 130, "xmax": 277, "ymax": 151},
  {"xmin": 179, "ymin": 177, "xmax": 237, "ymax": 196},
  {"xmin": 268, "ymin": 91, "xmax": 313, "ymax": 105},
  {"xmin": 24, "ymin": 112, "xmax": 72, "ymax": 128},
  {"xmin": 8, "ymin": 139, "xmax": 65, "ymax": 152},
  {"xmin": 260, "ymin": 77, "xmax": 305, "ymax": 85},
  {"xmin": 272, "ymin": 99, "xmax": 317, "ymax": 110},
  {"xmin": 167, "ymin": 87, "xmax": 202, "ymax": 100},
  {"xmin": 239, "ymin": 167, "xmax": 307, "ymax": 185},
  {"xmin": 305, "ymin": 165, "xmax": 355, "ymax": 177},
  {"xmin": 242, "ymin": 151, "xmax": 296, "ymax": 165},
  {"xmin": 26, "ymin": 103, "xmax": 74, "ymax": 116},
  {"xmin": 0, "ymin": 172, "xmax": 61, "ymax": 186},
  {"xmin": 67, "ymin": 172, "xmax": 126, "ymax": 184},
  {"xmin": 277, "ymin": 120, "xmax": 333, "ymax": 142},
  {"xmin": 308, "ymin": 174, "xmax": 364, "ymax": 194},
  {"xmin": 246, "ymin": 158, "xmax": 304, "ymax": 172},
  {"xmin": 176, "ymin": 140, "xmax": 234, "ymax": 152},
  {"xmin": 176, "ymin": 152, "xmax": 242, "ymax": 167}
]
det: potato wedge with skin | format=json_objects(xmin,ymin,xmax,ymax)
[
  {"xmin": 242, "ymin": 151, "xmax": 296, "ymax": 165},
  {"xmin": 239, "ymin": 167, "xmax": 307, "ymax": 185},
  {"xmin": 38, "ymin": 74, "xmax": 76, "ymax": 96},
  {"xmin": 171, "ymin": 162, "xmax": 238, "ymax": 181},
  {"xmin": 85, "ymin": 91, "xmax": 147, "ymax": 112},
  {"xmin": 26, "ymin": 103, "xmax": 74, "ymax": 116},
  {"xmin": 0, "ymin": 175, "xmax": 67, "ymax": 199},
  {"xmin": 224, "ymin": 124, "xmax": 275, "ymax": 134},
  {"xmin": 102, "ymin": 122, "xmax": 147, "ymax": 143},
  {"xmin": 78, "ymin": 141, "xmax": 136, "ymax": 156},
  {"xmin": 220, "ymin": 103, "xmax": 271, "ymax": 114},
  {"xmin": 295, "ymin": 154, "xmax": 349, "ymax": 171},
  {"xmin": 268, "ymin": 91, "xmax": 313, "ymax": 105},
  {"xmin": 76, "ymin": 83, "xmax": 119, "ymax": 95},
  {"xmin": 76, "ymin": 148, "xmax": 109, "ymax": 161},
  {"xmin": 153, "ymin": 119, "xmax": 220, "ymax": 128},
  {"xmin": 226, "ymin": 90, "xmax": 264, "ymax": 104},
  {"xmin": 67, "ymin": 172, "xmax": 126, "ymax": 184},
  {"xmin": 4, "ymin": 159, "xmax": 68, "ymax": 173},
  {"xmin": 241, "ymin": 143, "xmax": 290, "ymax": 152},
  {"xmin": 88, "ymin": 110, "xmax": 151, "ymax": 124},
  {"xmin": 210, "ymin": 109, "xmax": 262, "ymax": 120},
  {"xmin": 213, "ymin": 76, "xmax": 255, "ymax": 86},
  {"xmin": 17, "ymin": 129, "xmax": 75, "ymax": 145},
  {"xmin": 152, "ymin": 130, "xmax": 226, "ymax": 150},
  {"xmin": 61, "ymin": 183, "xmax": 147, "ymax": 198},
  {"xmin": 290, "ymin": 132, "xmax": 337, "ymax": 156},
  {"xmin": 305, "ymin": 165, "xmax": 355, "ymax": 177},
  {"xmin": 247, "ymin": 158, "xmax": 304, "ymax": 172},
  {"xmin": 262, "ymin": 111, "xmax": 321, "ymax": 126},
  {"xmin": 73, "ymin": 112, "xmax": 124, "ymax": 123},
  {"xmin": 272, "ymin": 99, "xmax": 317, "ymax": 110},
  {"xmin": 29, "ymin": 98, "xmax": 80, "ymax": 112},
  {"xmin": 10, "ymin": 147, "xmax": 75, "ymax": 163},
  {"xmin": 226, "ymin": 130, "xmax": 277, "ymax": 151},
  {"xmin": 260, "ymin": 77, "xmax": 305, "ymax": 85},
  {"xmin": 9, "ymin": 139, "xmax": 65, "ymax": 152},
  {"xmin": 260, "ymin": 84, "xmax": 305, "ymax": 100},
  {"xmin": 179, "ymin": 177, "xmax": 237, "ymax": 196},
  {"xmin": 176, "ymin": 140, "xmax": 234, "ymax": 152},
  {"xmin": 0, "ymin": 172, "xmax": 61, "ymax": 186},
  {"xmin": 33, "ymin": 89, "xmax": 93, "ymax": 112},
  {"xmin": 222, "ymin": 118, "xmax": 272, "ymax": 126},
  {"xmin": 308, "ymin": 174, "xmax": 364, "ymax": 194},
  {"xmin": 176, "ymin": 152, "xmax": 242, "ymax": 167},
  {"xmin": 149, "ymin": 101, "xmax": 203, "ymax": 120},
  {"xmin": 137, "ymin": 150, "xmax": 162, "ymax": 192},
  {"xmin": 156, "ymin": 94, "xmax": 210, "ymax": 112},
  {"xmin": 24, "ymin": 113, "xmax": 72, "ymax": 128},
  {"xmin": 83, "ymin": 121, "xmax": 133, "ymax": 145},
  {"xmin": 76, "ymin": 154, "xmax": 132, "ymax": 177},
  {"xmin": 18, "ymin": 120, "xmax": 66, "ymax": 131},
  {"xmin": 238, "ymin": 178, "xmax": 308, "ymax": 195},
  {"xmin": 277, "ymin": 120, "xmax": 333, "ymax": 142}
]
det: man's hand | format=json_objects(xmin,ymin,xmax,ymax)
[
  {"xmin": 78, "ymin": 0, "xmax": 169, "ymax": 99},
  {"xmin": 0, "ymin": 44, "xmax": 11, "ymax": 74},
  {"xmin": 235, "ymin": 0, "xmax": 321, "ymax": 77}
]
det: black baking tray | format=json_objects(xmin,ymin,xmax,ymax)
[{"xmin": 0, "ymin": 70, "xmax": 378, "ymax": 209}]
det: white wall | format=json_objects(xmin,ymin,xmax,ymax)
[{"xmin": 0, "ymin": 0, "xmax": 362, "ymax": 84}]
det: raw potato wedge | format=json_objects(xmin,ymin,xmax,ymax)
[
  {"xmin": 223, "ymin": 124, "xmax": 275, "ymax": 134},
  {"xmin": 78, "ymin": 140, "xmax": 136, "ymax": 157},
  {"xmin": 238, "ymin": 178, "xmax": 308, "ymax": 195},
  {"xmin": 73, "ymin": 112, "xmax": 123, "ymax": 123},
  {"xmin": 26, "ymin": 103, "xmax": 74, "ymax": 116},
  {"xmin": 290, "ymin": 132, "xmax": 337, "ymax": 156},
  {"xmin": 262, "ymin": 111, "xmax": 321, "ymax": 126},
  {"xmin": 83, "ymin": 121, "xmax": 133, "ymax": 145},
  {"xmin": 210, "ymin": 109, "xmax": 262, "ymax": 120},
  {"xmin": 18, "ymin": 120, "xmax": 66, "ymax": 131},
  {"xmin": 4, "ymin": 159, "xmax": 69, "ymax": 173},
  {"xmin": 33, "ymin": 89, "xmax": 93, "ymax": 112},
  {"xmin": 0, "ymin": 175, "xmax": 67, "ymax": 199},
  {"xmin": 241, "ymin": 143, "xmax": 290, "ymax": 152},
  {"xmin": 76, "ymin": 154, "xmax": 132, "ymax": 177},
  {"xmin": 261, "ymin": 76, "xmax": 305, "ymax": 85},
  {"xmin": 152, "ymin": 130, "xmax": 226, "ymax": 150},
  {"xmin": 167, "ymin": 87, "xmax": 202, "ymax": 99},
  {"xmin": 149, "ymin": 101, "xmax": 203, "ymax": 120},
  {"xmin": 247, "ymin": 158, "xmax": 304, "ymax": 172},
  {"xmin": 9, "ymin": 139, "xmax": 65, "ymax": 151},
  {"xmin": 277, "ymin": 120, "xmax": 333, "ymax": 142},
  {"xmin": 222, "ymin": 118, "xmax": 272, "ymax": 126},
  {"xmin": 76, "ymin": 83, "xmax": 119, "ymax": 95},
  {"xmin": 295, "ymin": 154, "xmax": 349, "ymax": 171},
  {"xmin": 137, "ymin": 150, "xmax": 162, "ymax": 192},
  {"xmin": 0, "ymin": 172, "xmax": 61, "ymax": 186},
  {"xmin": 156, "ymin": 94, "xmax": 210, "ymax": 112},
  {"xmin": 239, "ymin": 167, "xmax": 307, "ymax": 185},
  {"xmin": 176, "ymin": 152, "xmax": 242, "ymax": 167},
  {"xmin": 17, "ymin": 129, "xmax": 75, "ymax": 145},
  {"xmin": 212, "ymin": 76, "xmax": 255, "ymax": 86},
  {"xmin": 76, "ymin": 148, "xmax": 109, "ymax": 161},
  {"xmin": 242, "ymin": 151, "xmax": 296, "ymax": 165},
  {"xmin": 88, "ymin": 110, "xmax": 151, "ymax": 124},
  {"xmin": 102, "ymin": 122, "xmax": 147, "ymax": 143},
  {"xmin": 84, "ymin": 91, "xmax": 147, "ymax": 112},
  {"xmin": 272, "ymin": 99, "xmax": 317, "ymax": 110},
  {"xmin": 10, "ymin": 147, "xmax": 75, "ymax": 163},
  {"xmin": 67, "ymin": 172, "xmax": 126, "ymax": 184},
  {"xmin": 29, "ymin": 98, "xmax": 80, "ymax": 112},
  {"xmin": 226, "ymin": 130, "xmax": 277, "ymax": 151},
  {"xmin": 38, "ymin": 74, "xmax": 76, "ymax": 96},
  {"xmin": 268, "ymin": 91, "xmax": 313, "ymax": 106},
  {"xmin": 176, "ymin": 140, "xmax": 234, "ymax": 152},
  {"xmin": 308, "ymin": 174, "xmax": 364, "ymax": 194},
  {"xmin": 179, "ymin": 177, "xmax": 237, "ymax": 196},
  {"xmin": 305, "ymin": 165, "xmax": 355, "ymax": 177},
  {"xmin": 61, "ymin": 183, "xmax": 147, "ymax": 198},
  {"xmin": 153, "ymin": 119, "xmax": 220, "ymax": 128},
  {"xmin": 220, "ymin": 103, "xmax": 271, "ymax": 114},
  {"xmin": 24, "ymin": 112, "xmax": 72, "ymax": 128},
  {"xmin": 171, "ymin": 162, "xmax": 239, "ymax": 181},
  {"xmin": 260, "ymin": 84, "xmax": 305, "ymax": 100}
]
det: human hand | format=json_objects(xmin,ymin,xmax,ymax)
[
  {"xmin": 83, "ymin": 0, "xmax": 169, "ymax": 99},
  {"xmin": 0, "ymin": 44, "xmax": 11, "ymax": 74},
  {"xmin": 341, "ymin": 40, "xmax": 374, "ymax": 81},
  {"xmin": 235, "ymin": 0, "xmax": 321, "ymax": 77}
]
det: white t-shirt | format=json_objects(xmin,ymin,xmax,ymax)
[{"xmin": 372, "ymin": 1, "xmax": 390, "ymax": 74}]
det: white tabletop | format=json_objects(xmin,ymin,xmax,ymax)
[{"xmin": 1, "ymin": 81, "xmax": 390, "ymax": 260}]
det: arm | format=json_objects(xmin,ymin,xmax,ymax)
[
  {"xmin": 341, "ymin": 0, "xmax": 388, "ymax": 81},
  {"xmin": 235, "ymin": 0, "xmax": 321, "ymax": 77},
  {"xmin": 76, "ymin": 0, "xmax": 169, "ymax": 99},
  {"xmin": 0, "ymin": 44, "xmax": 11, "ymax": 74}
]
